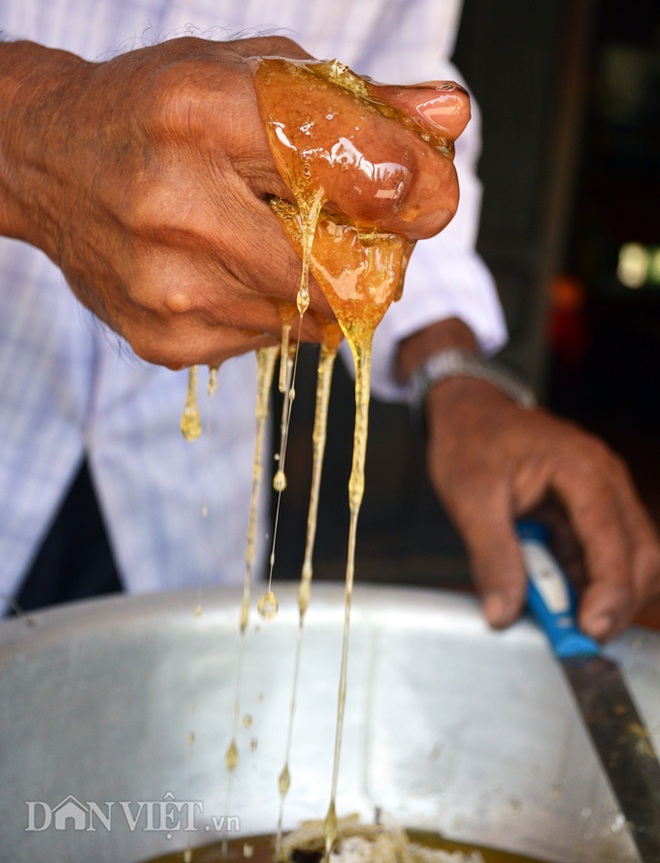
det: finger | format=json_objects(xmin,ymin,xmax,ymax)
[
  {"xmin": 122, "ymin": 315, "xmax": 276, "ymax": 368},
  {"xmin": 452, "ymin": 490, "xmax": 528, "ymax": 629},
  {"xmin": 553, "ymin": 445, "xmax": 638, "ymax": 640},
  {"xmin": 205, "ymin": 190, "xmax": 336, "ymax": 320},
  {"xmin": 250, "ymin": 57, "xmax": 461, "ymax": 239},
  {"xmin": 523, "ymin": 495, "xmax": 644, "ymax": 640},
  {"xmin": 119, "ymin": 247, "xmax": 323, "ymax": 367},
  {"xmin": 125, "ymin": 172, "xmax": 336, "ymax": 325},
  {"xmin": 600, "ymin": 467, "xmax": 660, "ymax": 636},
  {"xmin": 144, "ymin": 42, "xmax": 299, "ymax": 203},
  {"xmin": 631, "ymin": 525, "xmax": 660, "ymax": 612},
  {"xmin": 364, "ymin": 79, "xmax": 471, "ymax": 140},
  {"xmin": 527, "ymin": 496, "xmax": 588, "ymax": 590}
]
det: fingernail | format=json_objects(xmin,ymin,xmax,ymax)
[
  {"xmin": 582, "ymin": 611, "xmax": 615, "ymax": 641},
  {"xmin": 484, "ymin": 591, "xmax": 514, "ymax": 629}
]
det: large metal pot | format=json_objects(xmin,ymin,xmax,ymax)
[{"xmin": 1, "ymin": 584, "xmax": 658, "ymax": 862}]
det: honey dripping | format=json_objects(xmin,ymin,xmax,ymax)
[
  {"xmin": 181, "ymin": 365, "xmax": 202, "ymax": 441},
  {"xmin": 251, "ymin": 55, "xmax": 466, "ymax": 859},
  {"xmin": 208, "ymin": 365, "xmax": 219, "ymax": 397},
  {"xmin": 223, "ymin": 346, "xmax": 279, "ymax": 859},
  {"xmin": 319, "ymin": 231, "xmax": 406, "ymax": 862},
  {"xmin": 196, "ymin": 365, "xmax": 222, "ymax": 520},
  {"xmin": 181, "ymin": 364, "xmax": 218, "ymax": 448},
  {"xmin": 254, "ymin": 305, "xmax": 297, "ymax": 619},
  {"xmin": 272, "ymin": 313, "xmax": 295, "ymax": 498},
  {"xmin": 268, "ymin": 197, "xmax": 410, "ymax": 858},
  {"xmin": 225, "ymin": 739, "xmax": 239, "ymax": 772},
  {"xmin": 258, "ymin": 294, "xmax": 313, "ymax": 617},
  {"xmin": 184, "ymin": 720, "xmax": 196, "ymax": 863},
  {"xmin": 301, "ymin": 321, "xmax": 343, "ymax": 612},
  {"xmin": 274, "ymin": 321, "xmax": 342, "ymax": 861},
  {"xmin": 256, "ymin": 50, "xmax": 462, "ymax": 618}
]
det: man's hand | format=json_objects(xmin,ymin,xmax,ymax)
[
  {"xmin": 0, "ymin": 36, "xmax": 468, "ymax": 369},
  {"xmin": 0, "ymin": 36, "xmax": 324, "ymax": 367},
  {"xmin": 399, "ymin": 322, "xmax": 660, "ymax": 642},
  {"xmin": 426, "ymin": 378, "xmax": 660, "ymax": 641}
]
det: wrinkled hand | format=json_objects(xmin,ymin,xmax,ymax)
[
  {"xmin": 0, "ymin": 36, "xmax": 467, "ymax": 368},
  {"xmin": 424, "ymin": 377, "xmax": 660, "ymax": 641},
  {"xmin": 2, "ymin": 36, "xmax": 323, "ymax": 367}
]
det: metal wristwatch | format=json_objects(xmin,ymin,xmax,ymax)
[{"xmin": 409, "ymin": 348, "xmax": 537, "ymax": 411}]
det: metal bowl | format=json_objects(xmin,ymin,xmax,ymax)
[{"xmin": 1, "ymin": 584, "xmax": 658, "ymax": 862}]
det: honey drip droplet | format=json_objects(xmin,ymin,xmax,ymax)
[
  {"xmin": 180, "ymin": 366, "xmax": 202, "ymax": 441},
  {"xmin": 257, "ymin": 590, "xmax": 279, "ymax": 620},
  {"xmin": 207, "ymin": 365, "xmax": 219, "ymax": 397},
  {"xmin": 278, "ymin": 764, "xmax": 291, "ymax": 797},
  {"xmin": 272, "ymin": 469, "xmax": 287, "ymax": 493},
  {"xmin": 225, "ymin": 739, "xmax": 239, "ymax": 773},
  {"xmin": 278, "ymin": 320, "xmax": 292, "ymax": 394}
]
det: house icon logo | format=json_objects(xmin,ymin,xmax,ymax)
[{"xmin": 52, "ymin": 796, "xmax": 89, "ymax": 831}]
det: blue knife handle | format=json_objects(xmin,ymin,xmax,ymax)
[{"xmin": 517, "ymin": 521, "xmax": 600, "ymax": 660}]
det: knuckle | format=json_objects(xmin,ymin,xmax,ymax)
[
  {"xmin": 131, "ymin": 279, "xmax": 200, "ymax": 320},
  {"xmin": 560, "ymin": 429, "xmax": 619, "ymax": 481},
  {"xmin": 247, "ymin": 36, "xmax": 308, "ymax": 59},
  {"xmin": 142, "ymin": 61, "xmax": 202, "ymax": 141}
]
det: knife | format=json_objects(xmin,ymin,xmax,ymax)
[{"xmin": 517, "ymin": 520, "xmax": 660, "ymax": 862}]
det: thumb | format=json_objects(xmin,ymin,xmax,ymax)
[{"xmin": 461, "ymin": 512, "xmax": 528, "ymax": 629}]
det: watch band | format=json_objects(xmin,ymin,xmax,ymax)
[{"xmin": 409, "ymin": 348, "xmax": 537, "ymax": 410}]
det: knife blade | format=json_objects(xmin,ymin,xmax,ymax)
[{"xmin": 518, "ymin": 520, "xmax": 660, "ymax": 862}]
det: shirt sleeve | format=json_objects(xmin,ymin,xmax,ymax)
[{"xmin": 365, "ymin": 64, "xmax": 509, "ymax": 403}]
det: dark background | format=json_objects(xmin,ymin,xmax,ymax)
[{"xmin": 271, "ymin": 0, "xmax": 660, "ymax": 593}]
